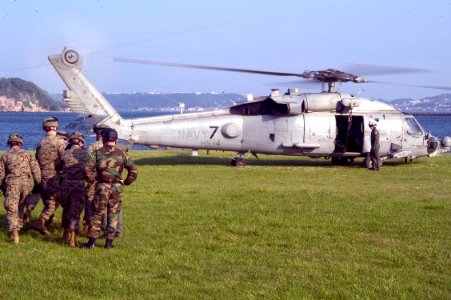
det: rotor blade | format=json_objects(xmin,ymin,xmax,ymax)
[
  {"xmin": 367, "ymin": 80, "xmax": 451, "ymax": 91},
  {"xmin": 114, "ymin": 57, "xmax": 304, "ymax": 77},
  {"xmin": 346, "ymin": 63, "xmax": 433, "ymax": 76},
  {"xmin": 268, "ymin": 79, "xmax": 322, "ymax": 90}
]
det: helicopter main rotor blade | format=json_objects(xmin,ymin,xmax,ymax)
[
  {"xmin": 346, "ymin": 63, "xmax": 432, "ymax": 76},
  {"xmin": 367, "ymin": 80, "xmax": 451, "ymax": 91},
  {"xmin": 114, "ymin": 57, "xmax": 304, "ymax": 77}
]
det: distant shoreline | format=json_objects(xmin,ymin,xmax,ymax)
[{"xmin": 410, "ymin": 113, "xmax": 451, "ymax": 116}]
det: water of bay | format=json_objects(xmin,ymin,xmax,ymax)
[{"xmin": 0, "ymin": 111, "xmax": 450, "ymax": 151}]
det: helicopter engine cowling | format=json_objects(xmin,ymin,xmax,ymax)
[
  {"xmin": 340, "ymin": 98, "xmax": 361, "ymax": 109},
  {"xmin": 302, "ymin": 93, "xmax": 342, "ymax": 112}
]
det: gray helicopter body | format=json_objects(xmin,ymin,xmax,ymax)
[{"xmin": 49, "ymin": 47, "xmax": 447, "ymax": 166}]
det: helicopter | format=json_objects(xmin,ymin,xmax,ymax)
[{"xmin": 49, "ymin": 47, "xmax": 451, "ymax": 167}]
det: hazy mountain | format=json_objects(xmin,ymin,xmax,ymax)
[
  {"xmin": 52, "ymin": 91, "xmax": 246, "ymax": 112},
  {"xmin": 47, "ymin": 90, "xmax": 451, "ymax": 114},
  {"xmin": 390, "ymin": 94, "xmax": 451, "ymax": 113}
]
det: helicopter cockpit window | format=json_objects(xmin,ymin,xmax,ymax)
[{"xmin": 404, "ymin": 118, "xmax": 423, "ymax": 135}]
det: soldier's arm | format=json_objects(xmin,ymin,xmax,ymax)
[
  {"xmin": 0, "ymin": 156, "xmax": 5, "ymax": 185},
  {"xmin": 83, "ymin": 152, "xmax": 97, "ymax": 183},
  {"xmin": 123, "ymin": 153, "xmax": 138, "ymax": 185},
  {"xmin": 29, "ymin": 153, "xmax": 42, "ymax": 184}
]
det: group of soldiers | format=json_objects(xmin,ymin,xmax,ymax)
[{"xmin": 0, "ymin": 117, "xmax": 138, "ymax": 249}]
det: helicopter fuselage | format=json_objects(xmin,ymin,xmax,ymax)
[{"xmin": 49, "ymin": 47, "xmax": 445, "ymax": 167}]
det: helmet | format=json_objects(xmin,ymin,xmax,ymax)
[
  {"xmin": 7, "ymin": 133, "xmax": 24, "ymax": 146},
  {"xmin": 93, "ymin": 124, "xmax": 110, "ymax": 134},
  {"xmin": 102, "ymin": 128, "xmax": 118, "ymax": 142},
  {"xmin": 70, "ymin": 132, "xmax": 85, "ymax": 144},
  {"xmin": 369, "ymin": 120, "xmax": 378, "ymax": 127},
  {"xmin": 42, "ymin": 117, "xmax": 59, "ymax": 128}
]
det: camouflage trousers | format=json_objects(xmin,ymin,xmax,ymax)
[
  {"xmin": 60, "ymin": 181, "xmax": 87, "ymax": 233},
  {"xmin": 3, "ymin": 177, "xmax": 32, "ymax": 232},
  {"xmin": 25, "ymin": 192, "xmax": 41, "ymax": 211},
  {"xmin": 84, "ymin": 181, "xmax": 123, "ymax": 235},
  {"xmin": 38, "ymin": 173, "xmax": 60, "ymax": 221},
  {"xmin": 88, "ymin": 182, "xmax": 123, "ymax": 240},
  {"xmin": 82, "ymin": 181, "xmax": 96, "ymax": 227}
]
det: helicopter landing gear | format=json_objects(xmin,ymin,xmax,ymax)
[
  {"xmin": 331, "ymin": 157, "xmax": 349, "ymax": 165},
  {"xmin": 231, "ymin": 153, "xmax": 246, "ymax": 167}
]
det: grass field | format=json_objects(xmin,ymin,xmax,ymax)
[{"xmin": 0, "ymin": 150, "xmax": 450, "ymax": 299}]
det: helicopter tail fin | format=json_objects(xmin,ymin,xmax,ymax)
[{"xmin": 48, "ymin": 47, "xmax": 123, "ymax": 125}]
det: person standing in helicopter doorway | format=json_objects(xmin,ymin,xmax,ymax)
[{"xmin": 369, "ymin": 120, "xmax": 381, "ymax": 171}]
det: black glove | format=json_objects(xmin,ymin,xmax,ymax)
[{"xmin": 32, "ymin": 184, "xmax": 41, "ymax": 194}]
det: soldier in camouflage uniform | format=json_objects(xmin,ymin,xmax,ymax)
[
  {"xmin": 31, "ymin": 117, "xmax": 66, "ymax": 235},
  {"xmin": 82, "ymin": 128, "xmax": 138, "ymax": 249},
  {"xmin": 83, "ymin": 124, "xmax": 133, "ymax": 237},
  {"xmin": 23, "ymin": 130, "xmax": 70, "ymax": 225},
  {"xmin": 83, "ymin": 124, "xmax": 109, "ymax": 235},
  {"xmin": 0, "ymin": 134, "xmax": 41, "ymax": 244},
  {"xmin": 59, "ymin": 132, "xmax": 90, "ymax": 247}
]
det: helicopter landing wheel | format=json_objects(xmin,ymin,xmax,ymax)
[{"xmin": 231, "ymin": 157, "xmax": 246, "ymax": 167}]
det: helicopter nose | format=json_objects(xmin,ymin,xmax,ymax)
[{"xmin": 427, "ymin": 136, "xmax": 439, "ymax": 154}]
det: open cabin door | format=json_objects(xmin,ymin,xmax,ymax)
[{"xmin": 334, "ymin": 115, "xmax": 364, "ymax": 154}]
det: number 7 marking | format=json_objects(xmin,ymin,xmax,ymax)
[{"xmin": 209, "ymin": 126, "xmax": 219, "ymax": 139}]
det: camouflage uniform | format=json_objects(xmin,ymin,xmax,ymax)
[
  {"xmin": 0, "ymin": 147, "xmax": 41, "ymax": 234},
  {"xmin": 35, "ymin": 135, "xmax": 65, "ymax": 222},
  {"xmin": 24, "ymin": 132, "xmax": 68, "ymax": 220},
  {"xmin": 84, "ymin": 145, "xmax": 137, "ymax": 241},
  {"xmin": 84, "ymin": 140, "xmax": 131, "ymax": 235},
  {"xmin": 60, "ymin": 144, "xmax": 90, "ymax": 234}
]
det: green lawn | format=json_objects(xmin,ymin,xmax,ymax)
[{"xmin": 0, "ymin": 150, "xmax": 450, "ymax": 299}]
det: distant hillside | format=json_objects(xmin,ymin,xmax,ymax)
[
  {"xmin": 50, "ymin": 91, "xmax": 451, "ymax": 114},
  {"xmin": 390, "ymin": 94, "xmax": 451, "ymax": 114},
  {"xmin": 90, "ymin": 92, "xmax": 245, "ymax": 112},
  {"xmin": 0, "ymin": 78, "xmax": 64, "ymax": 111}
]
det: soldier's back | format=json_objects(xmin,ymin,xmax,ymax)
[
  {"xmin": 1, "ymin": 148, "xmax": 35, "ymax": 177},
  {"xmin": 36, "ymin": 135, "xmax": 65, "ymax": 171}
]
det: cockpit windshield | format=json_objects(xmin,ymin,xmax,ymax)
[{"xmin": 404, "ymin": 117, "xmax": 423, "ymax": 135}]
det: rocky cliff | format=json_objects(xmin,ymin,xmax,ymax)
[{"xmin": 0, "ymin": 78, "xmax": 63, "ymax": 112}]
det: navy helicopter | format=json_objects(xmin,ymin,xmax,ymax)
[{"xmin": 49, "ymin": 47, "xmax": 450, "ymax": 167}]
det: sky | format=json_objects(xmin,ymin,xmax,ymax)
[{"xmin": 0, "ymin": 0, "xmax": 450, "ymax": 101}]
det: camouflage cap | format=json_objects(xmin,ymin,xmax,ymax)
[
  {"xmin": 7, "ymin": 133, "xmax": 24, "ymax": 146},
  {"xmin": 70, "ymin": 131, "xmax": 85, "ymax": 144},
  {"xmin": 93, "ymin": 123, "xmax": 110, "ymax": 134},
  {"xmin": 42, "ymin": 116, "xmax": 59, "ymax": 128}
]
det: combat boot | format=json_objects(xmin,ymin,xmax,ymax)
[
  {"xmin": 11, "ymin": 230, "xmax": 19, "ymax": 244},
  {"xmin": 31, "ymin": 217, "xmax": 51, "ymax": 235},
  {"xmin": 81, "ymin": 237, "xmax": 96, "ymax": 249},
  {"xmin": 68, "ymin": 231, "xmax": 78, "ymax": 248},
  {"xmin": 105, "ymin": 239, "xmax": 114, "ymax": 249},
  {"xmin": 45, "ymin": 216, "xmax": 55, "ymax": 233},
  {"xmin": 62, "ymin": 228, "xmax": 70, "ymax": 242}
]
